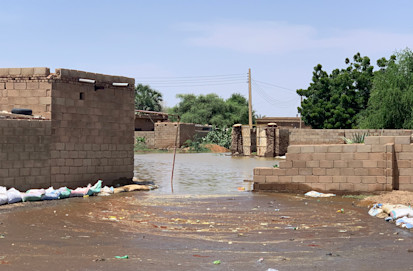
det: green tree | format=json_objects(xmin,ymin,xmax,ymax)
[
  {"xmin": 169, "ymin": 93, "xmax": 252, "ymax": 127},
  {"xmin": 135, "ymin": 84, "xmax": 163, "ymax": 112},
  {"xmin": 297, "ymin": 53, "xmax": 375, "ymax": 129},
  {"xmin": 359, "ymin": 48, "xmax": 413, "ymax": 128}
]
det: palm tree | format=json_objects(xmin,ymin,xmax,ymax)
[{"xmin": 135, "ymin": 84, "xmax": 163, "ymax": 112}]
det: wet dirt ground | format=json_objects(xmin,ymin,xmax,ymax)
[{"xmin": 0, "ymin": 192, "xmax": 412, "ymax": 270}]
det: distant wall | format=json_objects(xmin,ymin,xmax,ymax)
[
  {"xmin": 253, "ymin": 136, "xmax": 413, "ymax": 193},
  {"xmin": 0, "ymin": 119, "xmax": 51, "ymax": 191},
  {"xmin": 289, "ymin": 129, "xmax": 413, "ymax": 145},
  {"xmin": 135, "ymin": 131, "xmax": 155, "ymax": 148},
  {"xmin": 154, "ymin": 122, "xmax": 197, "ymax": 149}
]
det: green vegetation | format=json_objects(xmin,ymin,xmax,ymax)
[
  {"xmin": 202, "ymin": 127, "xmax": 232, "ymax": 149},
  {"xmin": 135, "ymin": 84, "xmax": 163, "ymax": 112},
  {"xmin": 297, "ymin": 53, "xmax": 374, "ymax": 129},
  {"xmin": 299, "ymin": 48, "xmax": 413, "ymax": 129},
  {"xmin": 169, "ymin": 93, "xmax": 253, "ymax": 127},
  {"xmin": 359, "ymin": 48, "xmax": 413, "ymax": 129},
  {"xmin": 183, "ymin": 135, "xmax": 210, "ymax": 152},
  {"xmin": 342, "ymin": 194, "xmax": 370, "ymax": 200},
  {"xmin": 342, "ymin": 132, "xmax": 368, "ymax": 144}
]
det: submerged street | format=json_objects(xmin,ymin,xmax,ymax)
[{"xmin": 0, "ymin": 190, "xmax": 412, "ymax": 270}]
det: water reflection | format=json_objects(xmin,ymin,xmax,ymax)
[{"xmin": 134, "ymin": 153, "xmax": 278, "ymax": 194}]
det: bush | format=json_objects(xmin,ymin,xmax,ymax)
[{"xmin": 202, "ymin": 127, "xmax": 232, "ymax": 149}]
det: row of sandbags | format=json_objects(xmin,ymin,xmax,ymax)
[
  {"xmin": 0, "ymin": 180, "xmax": 105, "ymax": 205},
  {"xmin": 368, "ymin": 203, "xmax": 413, "ymax": 229}
]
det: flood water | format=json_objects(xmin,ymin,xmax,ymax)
[{"xmin": 134, "ymin": 153, "xmax": 277, "ymax": 194}]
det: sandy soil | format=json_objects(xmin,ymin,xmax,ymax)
[
  {"xmin": 361, "ymin": 190, "xmax": 413, "ymax": 206},
  {"xmin": 204, "ymin": 144, "xmax": 230, "ymax": 153}
]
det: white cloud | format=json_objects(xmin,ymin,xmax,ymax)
[{"xmin": 179, "ymin": 21, "xmax": 413, "ymax": 55}]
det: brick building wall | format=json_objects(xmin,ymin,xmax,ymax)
[
  {"xmin": 0, "ymin": 67, "xmax": 52, "ymax": 119},
  {"xmin": 253, "ymin": 136, "xmax": 413, "ymax": 193},
  {"xmin": 0, "ymin": 67, "xmax": 135, "ymax": 189},
  {"xmin": 0, "ymin": 119, "xmax": 51, "ymax": 190},
  {"xmin": 49, "ymin": 69, "xmax": 135, "ymax": 188}
]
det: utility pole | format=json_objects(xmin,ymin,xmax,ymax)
[
  {"xmin": 299, "ymin": 95, "xmax": 303, "ymax": 129},
  {"xmin": 248, "ymin": 68, "xmax": 252, "ymax": 129}
]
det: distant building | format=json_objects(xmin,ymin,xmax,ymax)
[
  {"xmin": 256, "ymin": 117, "xmax": 310, "ymax": 129},
  {"xmin": 135, "ymin": 110, "xmax": 169, "ymax": 131}
]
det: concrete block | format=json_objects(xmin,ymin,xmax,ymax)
[
  {"xmin": 341, "ymin": 168, "xmax": 355, "ymax": 176},
  {"xmin": 368, "ymin": 152, "xmax": 384, "ymax": 160},
  {"xmin": 319, "ymin": 176, "xmax": 332, "ymax": 183},
  {"xmin": 368, "ymin": 168, "xmax": 385, "ymax": 176},
  {"xmin": 286, "ymin": 168, "xmax": 299, "ymax": 176},
  {"xmin": 292, "ymin": 160, "xmax": 306, "ymax": 168},
  {"xmin": 287, "ymin": 146, "xmax": 301, "ymax": 153},
  {"xmin": 379, "ymin": 137, "xmax": 395, "ymax": 144},
  {"xmin": 253, "ymin": 175, "xmax": 266, "ymax": 183},
  {"xmin": 363, "ymin": 160, "xmax": 378, "ymax": 168},
  {"xmin": 313, "ymin": 168, "xmax": 326, "ymax": 176},
  {"xmin": 306, "ymin": 161, "xmax": 319, "ymax": 168},
  {"xmin": 325, "ymin": 153, "xmax": 341, "ymax": 160},
  {"xmin": 326, "ymin": 168, "xmax": 341, "ymax": 176},
  {"xmin": 325, "ymin": 183, "xmax": 340, "ymax": 191},
  {"xmin": 319, "ymin": 160, "xmax": 333, "ymax": 168},
  {"xmin": 362, "ymin": 176, "xmax": 377, "ymax": 184},
  {"xmin": 279, "ymin": 176, "xmax": 292, "ymax": 183},
  {"xmin": 301, "ymin": 146, "xmax": 314, "ymax": 153},
  {"xmin": 272, "ymin": 169, "xmax": 286, "ymax": 176},
  {"xmin": 395, "ymin": 136, "xmax": 411, "ymax": 145},
  {"xmin": 265, "ymin": 176, "xmax": 279, "ymax": 183},
  {"xmin": 291, "ymin": 175, "xmax": 305, "ymax": 183},
  {"xmin": 259, "ymin": 168, "xmax": 274, "ymax": 176},
  {"xmin": 364, "ymin": 136, "xmax": 380, "ymax": 145},
  {"xmin": 354, "ymin": 152, "xmax": 369, "ymax": 160},
  {"xmin": 353, "ymin": 183, "xmax": 369, "ymax": 192},
  {"xmin": 357, "ymin": 145, "xmax": 372, "ymax": 153},
  {"xmin": 340, "ymin": 183, "xmax": 354, "ymax": 191},
  {"xmin": 399, "ymin": 176, "xmax": 411, "ymax": 184},
  {"xmin": 347, "ymin": 176, "xmax": 363, "ymax": 184},
  {"xmin": 298, "ymin": 168, "xmax": 313, "ymax": 176},
  {"xmin": 278, "ymin": 160, "xmax": 292, "ymax": 168},
  {"xmin": 327, "ymin": 145, "xmax": 342, "ymax": 153},
  {"xmin": 311, "ymin": 183, "xmax": 326, "ymax": 191},
  {"xmin": 9, "ymin": 68, "xmax": 21, "ymax": 76},
  {"xmin": 368, "ymin": 183, "xmax": 384, "ymax": 191},
  {"xmin": 314, "ymin": 145, "xmax": 328, "ymax": 152},
  {"xmin": 333, "ymin": 160, "xmax": 347, "ymax": 168}
]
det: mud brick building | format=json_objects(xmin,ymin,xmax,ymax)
[{"xmin": 0, "ymin": 67, "xmax": 135, "ymax": 190}]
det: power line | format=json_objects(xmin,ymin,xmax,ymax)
[
  {"xmin": 147, "ymin": 82, "xmax": 245, "ymax": 88},
  {"xmin": 136, "ymin": 73, "xmax": 247, "ymax": 79},
  {"xmin": 252, "ymin": 79, "xmax": 297, "ymax": 93}
]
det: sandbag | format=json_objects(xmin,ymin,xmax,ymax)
[
  {"xmin": 0, "ymin": 186, "xmax": 8, "ymax": 205},
  {"xmin": 22, "ymin": 189, "xmax": 45, "ymax": 202},
  {"xmin": 396, "ymin": 216, "xmax": 413, "ymax": 229},
  {"xmin": 43, "ymin": 187, "xmax": 61, "ymax": 200},
  {"xmin": 390, "ymin": 208, "xmax": 413, "ymax": 219},
  {"xmin": 97, "ymin": 186, "xmax": 114, "ymax": 196},
  {"xmin": 113, "ymin": 187, "xmax": 126, "ymax": 194},
  {"xmin": 7, "ymin": 188, "xmax": 22, "ymax": 204},
  {"xmin": 87, "ymin": 180, "xmax": 102, "ymax": 196},
  {"xmin": 304, "ymin": 191, "xmax": 336, "ymax": 198},
  {"xmin": 70, "ymin": 184, "xmax": 91, "ymax": 197},
  {"xmin": 381, "ymin": 204, "xmax": 408, "ymax": 214},
  {"xmin": 123, "ymin": 184, "xmax": 152, "ymax": 192},
  {"xmin": 57, "ymin": 187, "xmax": 71, "ymax": 199}
]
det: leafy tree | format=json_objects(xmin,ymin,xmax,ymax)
[
  {"xmin": 297, "ymin": 53, "xmax": 374, "ymax": 129},
  {"xmin": 135, "ymin": 84, "xmax": 163, "ymax": 112},
  {"xmin": 169, "ymin": 93, "xmax": 252, "ymax": 127},
  {"xmin": 359, "ymin": 48, "xmax": 413, "ymax": 128}
]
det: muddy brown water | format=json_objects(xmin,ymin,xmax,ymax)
[
  {"xmin": 0, "ymin": 153, "xmax": 412, "ymax": 270},
  {"xmin": 134, "ymin": 153, "xmax": 278, "ymax": 194}
]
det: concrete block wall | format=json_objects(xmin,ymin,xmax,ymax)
[
  {"xmin": 253, "ymin": 136, "xmax": 413, "ymax": 193},
  {"xmin": 0, "ymin": 119, "xmax": 51, "ymax": 190},
  {"xmin": 154, "ymin": 122, "xmax": 197, "ymax": 149},
  {"xmin": 135, "ymin": 131, "xmax": 155, "ymax": 148},
  {"xmin": 50, "ymin": 70, "xmax": 135, "ymax": 188},
  {"xmin": 289, "ymin": 129, "xmax": 412, "ymax": 145},
  {"xmin": 0, "ymin": 67, "xmax": 52, "ymax": 119}
]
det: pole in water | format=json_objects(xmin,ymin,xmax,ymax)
[{"xmin": 170, "ymin": 118, "xmax": 180, "ymax": 193}]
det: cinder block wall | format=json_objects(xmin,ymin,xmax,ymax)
[
  {"xmin": 289, "ymin": 129, "xmax": 412, "ymax": 145},
  {"xmin": 0, "ymin": 67, "xmax": 52, "ymax": 119},
  {"xmin": 154, "ymin": 122, "xmax": 196, "ymax": 149},
  {"xmin": 50, "ymin": 69, "xmax": 135, "ymax": 188},
  {"xmin": 253, "ymin": 136, "xmax": 413, "ymax": 193},
  {"xmin": 135, "ymin": 131, "xmax": 155, "ymax": 148},
  {"xmin": 0, "ymin": 119, "xmax": 51, "ymax": 190}
]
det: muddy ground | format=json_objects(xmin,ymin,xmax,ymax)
[{"xmin": 0, "ymin": 192, "xmax": 412, "ymax": 271}]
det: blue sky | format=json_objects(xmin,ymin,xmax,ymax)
[{"xmin": 2, "ymin": 0, "xmax": 413, "ymax": 117}]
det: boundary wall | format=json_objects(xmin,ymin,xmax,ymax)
[{"xmin": 254, "ymin": 136, "xmax": 413, "ymax": 193}]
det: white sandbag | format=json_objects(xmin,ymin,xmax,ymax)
[
  {"xmin": 396, "ymin": 216, "xmax": 413, "ymax": 229},
  {"xmin": 0, "ymin": 186, "xmax": 8, "ymax": 205},
  {"xmin": 97, "ymin": 186, "xmax": 114, "ymax": 196},
  {"xmin": 43, "ymin": 187, "xmax": 61, "ymax": 200},
  {"xmin": 70, "ymin": 184, "xmax": 91, "ymax": 197},
  {"xmin": 389, "ymin": 208, "xmax": 413, "ymax": 219},
  {"xmin": 305, "ymin": 191, "xmax": 336, "ymax": 198},
  {"xmin": 381, "ymin": 204, "xmax": 408, "ymax": 214},
  {"xmin": 7, "ymin": 188, "xmax": 22, "ymax": 204},
  {"xmin": 87, "ymin": 180, "xmax": 102, "ymax": 196},
  {"xmin": 22, "ymin": 189, "xmax": 45, "ymax": 202}
]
